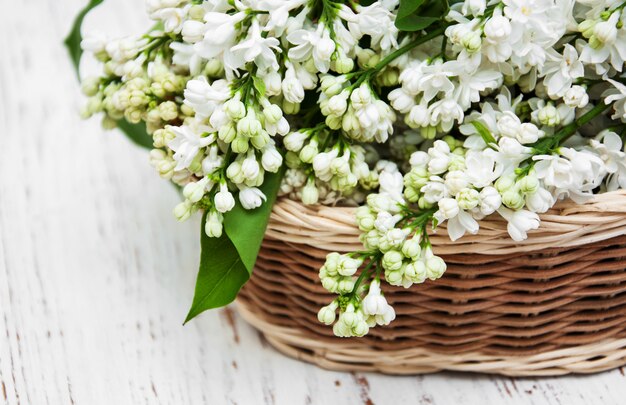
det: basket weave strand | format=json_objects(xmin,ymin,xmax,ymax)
[{"xmin": 237, "ymin": 190, "xmax": 626, "ymax": 375}]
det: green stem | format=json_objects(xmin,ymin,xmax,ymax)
[
  {"xmin": 403, "ymin": 207, "xmax": 437, "ymax": 230},
  {"xmin": 349, "ymin": 254, "xmax": 381, "ymax": 301},
  {"xmin": 350, "ymin": 25, "xmax": 448, "ymax": 90},
  {"xmin": 370, "ymin": 26, "xmax": 448, "ymax": 76},
  {"xmin": 517, "ymin": 101, "xmax": 611, "ymax": 178},
  {"xmin": 553, "ymin": 101, "xmax": 610, "ymax": 145}
]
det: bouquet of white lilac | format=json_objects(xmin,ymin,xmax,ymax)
[{"xmin": 69, "ymin": 0, "xmax": 626, "ymax": 338}]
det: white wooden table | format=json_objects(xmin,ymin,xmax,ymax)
[{"xmin": 1, "ymin": 1, "xmax": 625, "ymax": 404}]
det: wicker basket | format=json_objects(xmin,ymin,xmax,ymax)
[{"xmin": 237, "ymin": 190, "xmax": 626, "ymax": 376}]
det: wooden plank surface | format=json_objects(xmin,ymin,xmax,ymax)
[{"xmin": 0, "ymin": 1, "xmax": 625, "ymax": 404}]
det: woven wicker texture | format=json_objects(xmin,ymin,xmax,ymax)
[{"xmin": 237, "ymin": 190, "xmax": 626, "ymax": 375}]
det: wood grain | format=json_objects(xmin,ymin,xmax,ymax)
[{"xmin": 0, "ymin": 1, "xmax": 625, "ymax": 403}]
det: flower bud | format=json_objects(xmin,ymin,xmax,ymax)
[
  {"xmin": 239, "ymin": 187, "xmax": 266, "ymax": 210},
  {"xmin": 501, "ymin": 189, "xmax": 525, "ymax": 210},
  {"xmin": 218, "ymin": 123, "xmax": 237, "ymax": 143},
  {"xmin": 321, "ymin": 277, "xmax": 338, "ymax": 292},
  {"xmin": 182, "ymin": 20, "xmax": 205, "ymax": 42},
  {"xmin": 407, "ymin": 104, "xmax": 430, "ymax": 128},
  {"xmin": 495, "ymin": 174, "xmax": 516, "ymax": 193},
  {"xmin": 226, "ymin": 161, "xmax": 243, "ymax": 184},
  {"xmin": 328, "ymin": 91, "xmax": 349, "ymax": 116},
  {"xmin": 462, "ymin": 31, "xmax": 482, "ymax": 53},
  {"xmin": 204, "ymin": 59, "xmax": 224, "ymax": 78},
  {"xmin": 479, "ymin": 186, "xmax": 501, "ymax": 215},
  {"xmin": 261, "ymin": 147, "xmax": 283, "ymax": 172},
  {"xmin": 518, "ymin": 123, "xmax": 542, "ymax": 144},
  {"xmin": 231, "ymin": 135, "xmax": 249, "ymax": 154},
  {"xmin": 421, "ymin": 126, "xmax": 437, "ymax": 140},
  {"xmin": 326, "ymin": 114, "xmax": 342, "ymax": 129},
  {"xmin": 437, "ymin": 198, "xmax": 460, "ymax": 219},
  {"xmin": 214, "ymin": 184, "xmax": 235, "ymax": 213},
  {"xmin": 205, "ymin": 211, "xmax": 223, "ymax": 238},
  {"xmin": 320, "ymin": 75, "xmax": 343, "ymax": 96},
  {"xmin": 385, "ymin": 270, "xmax": 403, "ymax": 285},
  {"xmin": 284, "ymin": 131, "xmax": 308, "ymax": 152},
  {"xmin": 518, "ymin": 175, "xmax": 539, "ymax": 195},
  {"xmin": 299, "ymin": 139, "xmax": 319, "ymax": 163},
  {"xmin": 355, "ymin": 206, "xmax": 375, "ymax": 231},
  {"xmin": 463, "ymin": 0, "xmax": 486, "ymax": 15},
  {"xmin": 382, "ymin": 250, "xmax": 403, "ymax": 272},
  {"xmin": 337, "ymin": 256, "xmax": 362, "ymax": 277},
  {"xmin": 525, "ymin": 187, "xmax": 554, "ymax": 213},
  {"xmin": 425, "ymin": 255, "xmax": 446, "ymax": 280},
  {"xmin": 337, "ymin": 278, "xmax": 355, "ymax": 293},
  {"xmin": 241, "ymin": 154, "xmax": 260, "ymax": 181},
  {"xmin": 484, "ymin": 15, "xmax": 511, "ymax": 41},
  {"xmin": 158, "ymin": 101, "xmax": 178, "ymax": 121},
  {"xmin": 225, "ymin": 98, "xmax": 246, "ymax": 120},
  {"xmin": 537, "ymin": 103, "xmax": 560, "ymax": 127},
  {"xmin": 251, "ymin": 131, "xmax": 270, "ymax": 149},
  {"xmin": 457, "ymin": 188, "xmax": 480, "ymax": 210},
  {"xmin": 401, "ymin": 238, "xmax": 421, "ymax": 260},
  {"xmin": 301, "ymin": 180, "xmax": 319, "ymax": 205},
  {"xmin": 173, "ymin": 200, "xmax": 195, "ymax": 222},
  {"xmin": 317, "ymin": 301, "xmax": 338, "ymax": 325},
  {"xmin": 563, "ymin": 85, "xmax": 589, "ymax": 108},
  {"xmin": 263, "ymin": 104, "xmax": 283, "ymax": 124},
  {"xmin": 334, "ymin": 57, "xmax": 354, "ymax": 74},
  {"xmin": 578, "ymin": 20, "xmax": 596, "ymax": 38},
  {"xmin": 81, "ymin": 76, "xmax": 101, "ymax": 96},
  {"xmin": 183, "ymin": 177, "xmax": 210, "ymax": 203},
  {"xmin": 445, "ymin": 170, "xmax": 469, "ymax": 195},
  {"xmin": 264, "ymin": 71, "xmax": 282, "ymax": 96}
]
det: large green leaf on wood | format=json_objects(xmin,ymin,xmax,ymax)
[
  {"xmin": 184, "ymin": 211, "xmax": 251, "ymax": 323},
  {"xmin": 65, "ymin": 0, "xmax": 152, "ymax": 149},
  {"xmin": 184, "ymin": 169, "xmax": 285, "ymax": 322}
]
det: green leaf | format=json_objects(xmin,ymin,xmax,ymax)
[
  {"xmin": 64, "ymin": 0, "xmax": 104, "ymax": 76},
  {"xmin": 115, "ymin": 119, "xmax": 154, "ymax": 149},
  {"xmin": 252, "ymin": 75, "xmax": 266, "ymax": 98},
  {"xmin": 395, "ymin": 0, "xmax": 449, "ymax": 32},
  {"xmin": 65, "ymin": 0, "xmax": 153, "ymax": 150},
  {"xmin": 471, "ymin": 121, "xmax": 497, "ymax": 148},
  {"xmin": 223, "ymin": 167, "xmax": 285, "ymax": 273},
  {"xmin": 397, "ymin": 0, "xmax": 425, "ymax": 19},
  {"xmin": 395, "ymin": 15, "xmax": 440, "ymax": 31},
  {"xmin": 184, "ymin": 212, "xmax": 250, "ymax": 323},
  {"xmin": 184, "ymin": 168, "xmax": 285, "ymax": 323},
  {"xmin": 359, "ymin": 0, "xmax": 376, "ymax": 5}
]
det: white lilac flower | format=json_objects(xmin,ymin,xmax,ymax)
[
  {"xmin": 525, "ymin": 186, "xmax": 554, "ymax": 213},
  {"xmin": 604, "ymin": 79, "xmax": 626, "ymax": 121},
  {"xmin": 482, "ymin": 10, "xmax": 513, "ymax": 63},
  {"xmin": 168, "ymin": 124, "xmax": 214, "ymax": 170},
  {"xmin": 563, "ymin": 85, "xmax": 589, "ymax": 109},
  {"xmin": 194, "ymin": 11, "xmax": 246, "ymax": 62},
  {"xmin": 287, "ymin": 24, "xmax": 335, "ymax": 73},
  {"xmin": 465, "ymin": 150, "xmax": 501, "ymax": 188},
  {"xmin": 498, "ymin": 207, "xmax": 540, "ymax": 242},
  {"xmin": 239, "ymin": 187, "xmax": 266, "ymax": 209},
  {"xmin": 541, "ymin": 45, "xmax": 584, "ymax": 98},
  {"xmin": 183, "ymin": 77, "xmax": 230, "ymax": 119},
  {"xmin": 347, "ymin": 2, "xmax": 399, "ymax": 51},
  {"xmin": 229, "ymin": 20, "xmax": 281, "ymax": 72},
  {"xmin": 580, "ymin": 12, "xmax": 626, "ymax": 73},
  {"xmin": 257, "ymin": 0, "xmax": 307, "ymax": 34}
]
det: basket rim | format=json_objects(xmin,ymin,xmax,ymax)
[
  {"xmin": 266, "ymin": 190, "xmax": 626, "ymax": 255},
  {"xmin": 237, "ymin": 299, "xmax": 626, "ymax": 376}
]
